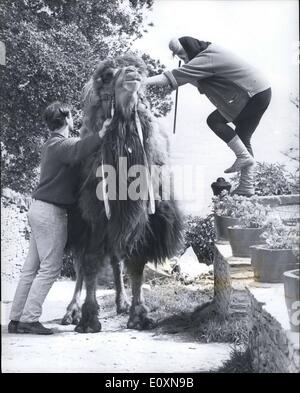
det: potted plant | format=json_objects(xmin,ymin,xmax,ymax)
[
  {"xmin": 250, "ymin": 219, "xmax": 299, "ymax": 283},
  {"xmin": 227, "ymin": 197, "xmax": 271, "ymax": 257},
  {"xmin": 212, "ymin": 191, "xmax": 242, "ymax": 241},
  {"xmin": 283, "ymin": 267, "xmax": 300, "ymax": 332}
]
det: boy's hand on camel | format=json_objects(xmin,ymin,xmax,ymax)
[{"xmin": 99, "ymin": 118, "xmax": 112, "ymax": 138}]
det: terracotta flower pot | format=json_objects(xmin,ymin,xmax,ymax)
[
  {"xmin": 283, "ymin": 269, "xmax": 300, "ymax": 332},
  {"xmin": 250, "ymin": 245, "xmax": 299, "ymax": 283},
  {"xmin": 227, "ymin": 226, "xmax": 265, "ymax": 257},
  {"xmin": 214, "ymin": 214, "xmax": 241, "ymax": 241}
]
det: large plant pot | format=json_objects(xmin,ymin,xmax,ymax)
[
  {"xmin": 250, "ymin": 245, "xmax": 299, "ymax": 283},
  {"xmin": 227, "ymin": 226, "xmax": 265, "ymax": 257},
  {"xmin": 283, "ymin": 269, "xmax": 300, "ymax": 332},
  {"xmin": 214, "ymin": 215, "xmax": 241, "ymax": 241}
]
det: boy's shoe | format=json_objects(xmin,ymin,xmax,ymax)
[
  {"xmin": 8, "ymin": 320, "xmax": 20, "ymax": 333},
  {"xmin": 17, "ymin": 321, "xmax": 54, "ymax": 335}
]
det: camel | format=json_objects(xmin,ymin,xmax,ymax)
[{"xmin": 61, "ymin": 54, "xmax": 184, "ymax": 333}]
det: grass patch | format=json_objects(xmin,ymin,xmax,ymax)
[
  {"xmin": 98, "ymin": 277, "xmax": 250, "ymax": 349},
  {"xmin": 194, "ymin": 315, "xmax": 249, "ymax": 346},
  {"xmin": 215, "ymin": 347, "xmax": 253, "ymax": 373},
  {"xmin": 145, "ymin": 279, "xmax": 213, "ymax": 319},
  {"xmin": 145, "ymin": 279, "xmax": 249, "ymax": 347}
]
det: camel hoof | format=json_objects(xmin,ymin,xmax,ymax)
[
  {"xmin": 116, "ymin": 299, "xmax": 130, "ymax": 315},
  {"xmin": 72, "ymin": 314, "xmax": 82, "ymax": 325},
  {"xmin": 74, "ymin": 324, "xmax": 84, "ymax": 333},
  {"xmin": 61, "ymin": 313, "xmax": 73, "ymax": 326},
  {"xmin": 75, "ymin": 319, "xmax": 102, "ymax": 334},
  {"xmin": 127, "ymin": 315, "xmax": 156, "ymax": 330},
  {"xmin": 127, "ymin": 304, "xmax": 156, "ymax": 330},
  {"xmin": 61, "ymin": 310, "xmax": 82, "ymax": 326}
]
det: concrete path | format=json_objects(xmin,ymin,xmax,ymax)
[{"xmin": 1, "ymin": 281, "xmax": 232, "ymax": 373}]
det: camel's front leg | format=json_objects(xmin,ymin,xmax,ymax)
[
  {"xmin": 75, "ymin": 255, "xmax": 101, "ymax": 333},
  {"xmin": 126, "ymin": 259, "xmax": 156, "ymax": 330},
  {"xmin": 61, "ymin": 256, "xmax": 83, "ymax": 325},
  {"xmin": 111, "ymin": 256, "xmax": 130, "ymax": 314}
]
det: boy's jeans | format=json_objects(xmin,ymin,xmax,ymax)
[{"xmin": 9, "ymin": 199, "xmax": 68, "ymax": 323}]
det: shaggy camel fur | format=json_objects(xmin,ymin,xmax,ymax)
[{"xmin": 62, "ymin": 54, "xmax": 183, "ymax": 332}]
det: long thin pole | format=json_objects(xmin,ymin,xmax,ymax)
[{"xmin": 173, "ymin": 60, "xmax": 182, "ymax": 134}]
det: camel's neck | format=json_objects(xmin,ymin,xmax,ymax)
[{"xmin": 115, "ymin": 92, "xmax": 138, "ymax": 120}]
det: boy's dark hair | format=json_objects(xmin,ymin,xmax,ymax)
[{"xmin": 44, "ymin": 101, "xmax": 71, "ymax": 131}]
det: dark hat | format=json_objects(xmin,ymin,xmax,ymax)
[
  {"xmin": 211, "ymin": 177, "xmax": 232, "ymax": 196},
  {"xmin": 178, "ymin": 36, "xmax": 211, "ymax": 60}
]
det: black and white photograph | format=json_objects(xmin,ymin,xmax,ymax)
[{"xmin": 1, "ymin": 0, "xmax": 299, "ymax": 376}]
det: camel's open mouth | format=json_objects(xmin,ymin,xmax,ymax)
[
  {"xmin": 124, "ymin": 69, "xmax": 142, "ymax": 82},
  {"xmin": 125, "ymin": 76, "xmax": 142, "ymax": 82}
]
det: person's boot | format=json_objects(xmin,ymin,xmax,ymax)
[
  {"xmin": 17, "ymin": 321, "xmax": 54, "ymax": 335},
  {"xmin": 8, "ymin": 320, "xmax": 19, "ymax": 333},
  {"xmin": 224, "ymin": 135, "xmax": 255, "ymax": 173},
  {"xmin": 231, "ymin": 164, "xmax": 256, "ymax": 197}
]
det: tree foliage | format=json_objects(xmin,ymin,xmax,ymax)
[{"xmin": 0, "ymin": 0, "xmax": 172, "ymax": 193}]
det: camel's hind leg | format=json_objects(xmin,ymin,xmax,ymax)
[
  {"xmin": 111, "ymin": 256, "xmax": 130, "ymax": 314},
  {"xmin": 61, "ymin": 255, "xmax": 83, "ymax": 325},
  {"xmin": 126, "ymin": 258, "xmax": 156, "ymax": 330},
  {"xmin": 75, "ymin": 254, "xmax": 101, "ymax": 333}
]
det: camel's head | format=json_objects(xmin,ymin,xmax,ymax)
[
  {"xmin": 112, "ymin": 65, "xmax": 143, "ymax": 118},
  {"xmin": 94, "ymin": 53, "xmax": 148, "ymax": 120},
  {"xmin": 81, "ymin": 54, "xmax": 149, "ymax": 137}
]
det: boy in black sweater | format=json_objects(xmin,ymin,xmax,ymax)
[{"xmin": 8, "ymin": 102, "xmax": 109, "ymax": 335}]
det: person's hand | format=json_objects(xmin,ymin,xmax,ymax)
[{"xmin": 99, "ymin": 118, "xmax": 112, "ymax": 138}]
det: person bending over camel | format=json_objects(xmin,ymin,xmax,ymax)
[{"xmin": 145, "ymin": 36, "xmax": 272, "ymax": 196}]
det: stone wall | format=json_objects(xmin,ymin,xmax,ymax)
[
  {"xmin": 256, "ymin": 194, "xmax": 299, "ymax": 207},
  {"xmin": 213, "ymin": 241, "xmax": 300, "ymax": 373},
  {"xmin": 257, "ymin": 194, "xmax": 300, "ymax": 225},
  {"xmin": 248, "ymin": 288, "xmax": 300, "ymax": 373}
]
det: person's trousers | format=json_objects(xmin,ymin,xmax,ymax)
[
  {"xmin": 9, "ymin": 199, "xmax": 68, "ymax": 323},
  {"xmin": 206, "ymin": 87, "xmax": 272, "ymax": 155}
]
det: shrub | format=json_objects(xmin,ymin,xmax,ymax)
[
  {"xmin": 261, "ymin": 219, "xmax": 300, "ymax": 253},
  {"xmin": 230, "ymin": 162, "xmax": 299, "ymax": 196},
  {"xmin": 183, "ymin": 214, "xmax": 216, "ymax": 264},
  {"xmin": 212, "ymin": 192, "xmax": 271, "ymax": 228},
  {"xmin": 233, "ymin": 196, "xmax": 271, "ymax": 228},
  {"xmin": 212, "ymin": 192, "xmax": 248, "ymax": 218}
]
